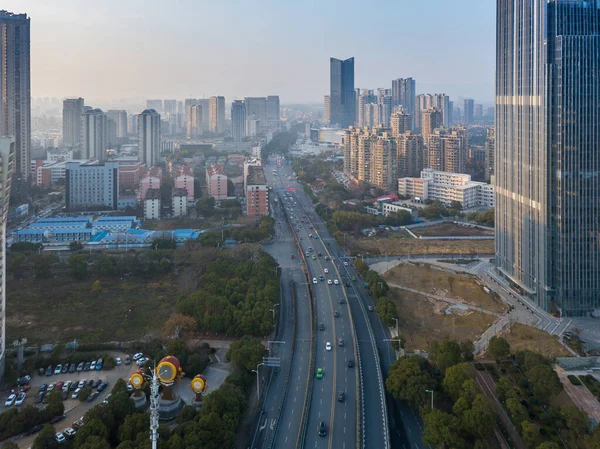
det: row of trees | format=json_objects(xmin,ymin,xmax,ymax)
[{"xmin": 466, "ymin": 209, "xmax": 495, "ymax": 227}]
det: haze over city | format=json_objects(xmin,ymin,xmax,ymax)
[{"xmin": 4, "ymin": 0, "xmax": 495, "ymax": 103}]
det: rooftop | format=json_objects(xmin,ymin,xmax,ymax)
[
  {"xmin": 145, "ymin": 189, "xmax": 161, "ymax": 200},
  {"xmin": 247, "ymin": 166, "xmax": 267, "ymax": 186}
]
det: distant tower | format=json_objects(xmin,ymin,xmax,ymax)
[
  {"xmin": 463, "ymin": 99, "xmax": 474, "ymax": 125},
  {"xmin": 81, "ymin": 109, "xmax": 108, "ymax": 160},
  {"xmin": 329, "ymin": 57, "xmax": 355, "ymax": 128},
  {"xmin": 138, "ymin": 109, "xmax": 161, "ymax": 167},
  {"xmin": 231, "ymin": 100, "xmax": 247, "ymax": 142},
  {"xmin": 63, "ymin": 98, "xmax": 85, "ymax": 148},
  {"xmin": 209, "ymin": 96, "xmax": 225, "ymax": 133}
]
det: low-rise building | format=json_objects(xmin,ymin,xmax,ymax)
[
  {"xmin": 118, "ymin": 160, "xmax": 145, "ymax": 188},
  {"xmin": 140, "ymin": 167, "xmax": 163, "ymax": 200},
  {"xmin": 206, "ymin": 164, "xmax": 228, "ymax": 200},
  {"xmin": 172, "ymin": 188, "xmax": 188, "ymax": 218},
  {"xmin": 144, "ymin": 189, "xmax": 161, "ymax": 220},
  {"xmin": 174, "ymin": 165, "xmax": 194, "ymax": 201},
  {"xmin": 398, "ymin": 168, "xmax": 495, "ymax": 209}
]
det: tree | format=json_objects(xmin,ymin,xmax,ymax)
[
  {"xmin": 2, "ymin": 443, "xmax": 19, "ymax": 449},
  {"xmin": 74, "ymin": 418, "xmax": 110, "ymax": 446},
  {"xmin": 79, "ymin": 436, "xmax": 111, "ymax": 449},
  {"xmin": 495, "ymin": 377, "xmax": 516, "ymax": 402},
  {"xmin": 111, "ymin": 378, "xmax": 129, "ymax": 396},
  {"xmin": 536, "ymin": 443, "xmax": 560, "ymax": 449},
  {"xmin": 33, "ymin": 425, "xmax": 56, "ymax": 449},
  {"xmin": 108, "ymin": 392, "xmax": 136, "ymax": 424},
  {"xmin": 527, "ymin": 364, "xmax": 562, "ymax": 403},
  {"xmin": 118, "ymin": 412, "xmax": 149, "ymax": 442},
  {"xmin": 460, "ymin": 340, "xmax": 474, "ymax": 361},
  {"xmin": 91, "ymin": 280, "xmax": 102, "ymax": 293},
  {"xmin": 45, "ymin": 390, "xmax": 64, "ymax": 418},
  {"xmin": 461, "ymin": 394, "xmax": 496, "ymax": 438},
  {"xmin": 442, "ymin": 363, "xmax": 476, "ymax": 400},
  {"xmin": 386, "ymin": 356, "xmax": 436, "ymax": 408},
  {"xmin": 227, "ymin": 337, "xmax": 267, "ymax": 372},
  {"xmin": 506, "ymin": 397, "xmax": 528, "ymax": 426},
  {"xmin": 423, "ymin": 409, "xmax": 465, "ymax": 449},
  {"xmin": 161, "ymin": 314, "xmax": 197, "ymax": 339},
  {"xmin": 433, "ymin": 340, "xmax": 462, "ymax": 374},
  {"xmin": 521, "ymin": 421, "xmax": 542, "ymax": 449},
  {"xmin": 487, "ymin": 336, "xmax": 510, "ymax": 359},
  {"xmin": 68, "ymin": 254, "xmax": 88, "ymax": 279},
  {"xmin": 560, "ymin": 405, "xmax": 590, "ymax": 445},
  {"xmin": 152, "ymin": 237, "xmax": 176, "ymax": 250},
  {"xmin": 69, "ymin": 241, "xmax": 84, "ymax": 252}
]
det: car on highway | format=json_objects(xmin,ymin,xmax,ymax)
[
  {"xmin": 338, "ymin": 391, "xmax": 346, "ymax": 402},
  {"xmin": 290, "ymin": 255, "xmax": 294, "ymax": 259},
  {"xmin": 334, "ymin": 279, "xmax": 339, "ymax": 285},
  {"xmin": 316, "ymin": 368, "xmax": 323, "ymax": 379},
  {"xmin": 352, "ymin": 276, "xmax": 356, "ymax": 281},
  {"xmin": 327, "ymin": 279, "xmax": 332, "ymax": 285},
  {"xmin": 305, "ymin": 252, "xmax": 310, "ymax": 256},
  {"xmin": 338, "ymin": 338, "xmax": 344, "ymax": 346},
  {"xmin": 311, "ymin": 255, "xmax": 316, "ymax": 260},
  {"xmin": 325, "ymin": 342, "xmax": 332, "ymax": 351},
  {"xmin": 367, "ymin": 305, "xmax": 374, "ymax": 311},
  {"xmin": 334, "ymin": 311, "xmax": 340, "ymax": 317},
  {"xmin": 318, "ymin": 421, "xmax": 327, "ymax": 437},
  {"xmin": 318, "ymin": 323, "xmax": 325, "ymax": 331},
  {"xmin": 344, "ymin": 261, "xmax": 349, "ymax": 266},
  {"xmin": 347, "ymin": 358, "xmax": 355, "ymax": 368},
  {"xmin": 312, "ymin": 278, "xmax": 317, "ymax": 284},
  {"xmin": 325, "ymin": 256, "xmax": 330, "ymax": 261},
  {"xmin": 319, "ymin": 275, "xmax": 324, "ymax": 281},
  {"xmin": 324, "ymin": 268, "xmax": 328, "ymax": 274},
  {"xmin": 5, "ymin": 394, "xmax": 16, "ymax": 406},
  {"xmin": 339, "ymin": 298, "xmax": 345, "ymax": 304}
]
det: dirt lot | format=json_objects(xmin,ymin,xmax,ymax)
[
  {"xmin": 504, "ymin": 324, "xmax": 570, "ymax": 358},
  {"xmin": 384, "ymin": 262, "xmax": 507, "ymax": 313},
  {"xmin": 411, "ymin": 222, "xmax": 494, "ymax": 237},
  {"xmin": 6, "ymin": 276, "xmax": 176, "ymax": 344},
  {"xmin": 354, "ymin": 237, "xmax": 494, "ymax": 256},
  {"xmin": 389, "ymin": 289, "xmax": 496, "ymax": 352}
]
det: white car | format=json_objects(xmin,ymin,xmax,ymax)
[
  {"xmin": 115, "ymin": 357, "xmax": 122, "ymax": 366},
  {"xmin": 55, "ymin": 432, "xmax": 66, "ymax": 443},
  {"xmin": 324, "ymin": 268, "xmax": 329, "ymax": 274},
  {"xmin": 137, "ymin": 357, "xmax": 150, "ymax": 367},
  {"xmin": 5, "ymin": 394, "xmax": 16, "ymax": 407},
  {"xmin": 78, "ymin": 379, "xmax": 86, "ymax": 389},
  {"xmin": 64, "ymin": 427, "xmax": 76, "ymax": 437},
  {"xmin": 334, "ymin": 280, "xmax": 339, "ymax": 285},
  {"xmin": 313, "ymin": 278, "xmax": 317, "ymax": 284},
  {"xmin": 327, "ymin": 279, "xmax": 332, "ymax": 285},
  {"xmin": 54, "ymin": 364, "xmax": 62, "ymax": 375},
  {"xmin": 344, "ymin": 262, "xmax": 349, "ymax": 266},
  {"xmin": 15, "ymin": 392, "xmax": 26, "ymax": 406},
  {"xmin": 72, "ymin": 388, "xmax": 81, "ymax": 399},
  {"xmin": 325, "ymin": 342, "xmax": 332, "ymax": 351},
  {"xmin": 132, "ymin": 353, "xmax": 143, "ymax": 361}
]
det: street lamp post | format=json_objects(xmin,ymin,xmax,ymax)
[
  {"xmin": 425, "ymin": 389, "xmax": 434, "ymax": 410},
  {"xmin": 392, "ymin": 317, "xmax": 399, "ymax": 337},
  {"xmin": 269, "ymin": 304, "xmax": 280, "ymax": 322},
  {"xmin": 252, "ymin": 363, "xmax": 265, "ymax": 398}
]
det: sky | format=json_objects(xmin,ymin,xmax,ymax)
[{"xmin": 5, "ymin": 0, "xmax": 496, "ymax": 105}]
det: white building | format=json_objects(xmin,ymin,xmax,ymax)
[
  {"xmin": 47, "ymin": 148, "xmax": 73, "ymax": 162},
  {"xmin": 398, "ymin": 169, "xmax": 495, "ymax": 209},
  {"xmin": 138, "ymin": 109, "xmax": 161, "ymax": 167},
  {"xmin": 172, "ymin": 188, "xmax": 188, "ymax": 218},
  {"xmin": 82, "ymin": 108, "xmax": 108, "ymax": 161},
  {"xmin": 65, "ymin": 160, "xmax": 119, "ymax": 211},
  {"xmin": 144, "ymin": 188, "xmax": 161, "ymax": 220}
]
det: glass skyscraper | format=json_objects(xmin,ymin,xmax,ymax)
[
  {"xmin": 496, "ymin": 0, "xmax": 600, "ymax": 316},
  {"xmin": 329, "ymin": 57, "xmax": 355, "ymax": 128}
]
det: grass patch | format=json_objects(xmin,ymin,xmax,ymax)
[
  {"xmin": 503, "ymin": 324, "xmax": 570, "ymax": 359},
  {"xmin": 581, "ymin": 375, "xmax": 600, "ymax": 397},
  {"xmin": 411, "ymin": 222, "xmax": 494, "ymax": 237},
  {"xmin": 6, "ymin": 275, "xmax": 175, "ymax": 344},
  {"xmin": 568, "ymin": 375, "xmax": 582, "ymax": 386},
  {"xmin": 354, "ymin": 237, "xmax": 494, "ymax": 256},
  {"xmin": 388, "ymin": 288, "xmax": 495, "ymax": 352},
  {"xmin": 384, "ymin": 262, "xmax": 507, "ymax": 313}
]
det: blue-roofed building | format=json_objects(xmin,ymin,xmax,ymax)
[
  {"xmin": 50, "ymin": 228, "xmax": 95, "ymax": 242},
  {"xmin": 15, "ymin": 229, "xmax": 48, "ymax": 243},
  {"xmin": 92, "ymin": 216, "xmax": 136, "ymax": 232}
]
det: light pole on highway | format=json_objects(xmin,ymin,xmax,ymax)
[
  {"xmin": 267, "ymin": 340, "xmax": 285, "ymax": 354},
  {"xmin": 392, "ymin": 317, "xmax": 399, "ymax": 337},
  {"xmin": 425, "ymin": 389, "xmax": 434, "ymax": 410},
  {"xmin": 269, "ymin": 304, "xmax": 279, "ymax": 322},
  {"xmin": 275, "ymin": 266, "xmax": 281, "ymax": 276},
  {"xmin": 252, "ymin": 362, "xmax": 265, "ymax": 398}
]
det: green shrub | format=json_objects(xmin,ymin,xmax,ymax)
[{"xmin": 568, "ymin": 375, "xmax": 581, "ymax": 386}]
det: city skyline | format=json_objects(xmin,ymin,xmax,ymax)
[{"xmin": 1, "ymin": 1, "xmax": 495, "ymax": 104}]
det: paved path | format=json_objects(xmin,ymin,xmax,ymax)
[{"xmin": 555, "ymin": 367, "xmax": 600, "ymax": 422}]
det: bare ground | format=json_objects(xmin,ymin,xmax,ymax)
[
  {"xmin": 411, "ymin": 222, "xmax": 494, "ymax": 237},
  {"xmin": 503, "ymin": 324, "xmax": 570, "ymax": 359},
  {"xmin": 354, "ymin": 237, "xmax": 494, "ymax": 256}
]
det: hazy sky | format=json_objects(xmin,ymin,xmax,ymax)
[{"xmin": 6, "ymin": 0, "xmax": 496, "ymax": 104}]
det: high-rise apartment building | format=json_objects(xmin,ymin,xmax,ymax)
[
  {"xmin": 244, "ymin": 96, "xmax": 280, "ymax": 131},
  {"xmin": 62, "ymin": 98, "xmax": 84, "ymax": 148},
  {"xmin": 106, "ymin": 110, "xmax": 128, "ymax": 138},
  {"xmin": 370, "ymin": 132, "xmax": 396, "ymax": 191},
  {"xmin": 425, "ymin": 128, "xmax": 467, "ymax": 173},
  {"xmin": 432, "ymin": 94, "xmax": 451, "ymax": 127},
  {"xmin": 0, "ymin": 11, "xmax": 31, "ymax": 181},
  {"xmin": 138, "ymin": 109, "xmax": 161, "ymax": 167},
  {"xmin": 187, "ymin": 105, "xmax": 203, "ymax": 138},
  {"xmin": 81, "ymin": 109, "xmax": 108, "ymax": 160},
  {"xmin": 209, "ymin": 96, "xmax": 225, "ymax": 133},
  {"xmin": 231, "ymin": 100, "xmax": 247, "ymax": 142},
  {"xmin": 266, "ymin": 96, "xmax": 280, "ymax": 128},
  {"xmin": 357, "ymin": 90, "xmax": 376, "ymax": 127},
  {"xmin": 391, "ymin": 78, "xmax": 416, "ymax": 128},
  {"xmin": 329, "ymin": 57, "xmax": 355, "ymax": 128},
  {"xmin": 324, "ymin": 95, "xmax": 331, "ymax": 125},
  {"xmin": 390, "ymin": 111, "xmax": 412, "ymax": 137},
  {"xmin": 485, "ymin": 127, "xmax": 495, "ymax": 183},
  {"xmin": 65, "ymin": 160, "xmax": 118, "ymax": 211},
  {"xmin": 421, "ymin": 108, "xmax": 443, "ymax": 140},
  {"xmin": 463, "ymin": 99, "xmax": 474, "ymax": 125},
  {"xmin": 396, "ymin": 132, "xmax": 423, "ymax": 178},
  {"xmin": 496, "ymin": 0, "xmax": 600, "ymax": 315},
  {"xmin": 414, "ymin": 94, "xmax": 433, "ymax": 130},
  {"xmin": 146, "ymin": 100, "xmax": 163, "ymax": 113},
  {"xmin": 0, "ymin": 137, "xmax": 15, "ymax": 379}
]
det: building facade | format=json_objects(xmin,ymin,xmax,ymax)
[
  {"xmin": 421, "ymin": 108, "xmax": 443, "ymax": 140},
  {"xmin": 390, "ymin": 111, "xmax": 412, "ymax": 138},
  {"xmin": 144, "ymin": 188, "xmax": 161, "ymax": 219},
  {"xmin": 63, "ymin": 98, "xmax": 84, "ymax": 148},
  {"xmin": 106, "ymin": 110, "xmax": 128, "ymax": 138},
  {"xmin": 138, "ymin": 109, "xmax": 161, "ymax": 167},
  {"xmin": 65, "ymin": 160, "xmax": 119, "ymax": 211},
  {"xmin": 209, "ymin": 96, "xmax": 225, "ymax": 133},
  {"xmin": 329, "ymin": 57, "xmax": 355, "ymax": 128},
  {"xmin": 231, "ymin": 100, "xmax": 246, "ymax": 142},
  {"xmin": 496, "ymin": 0, "xmax": 600, "ymax": 315},
  {"xmin": 206, "ymin": 164, "xmax": 228, "ymax": 200},
  {"xmin": 82, "ymin": 109, "xmax": 108, "ymax": 160},
  {"xmin": 245, "ymin": 165, "xmax": 268, "ymax": 218},
  {"xmin": 396, "ymin": 131, "xmax": 423, "ymax": 178},
  {"xmin": 391, "ymin": 78, "xmax": 416, "ymax": 128},
  {"xmin": 463, "ymin": 99, "xmax": 474, "ymax": 125},
  {"xmin": 485, "ymin": 126, "xmax": 495, "ymax": 183},
  {"xmin": 172, "ymin": 188, "xmax": 188, "ymax": 218},
  {"xmin": 0, "ymin": 11, "xmax": 30, "ymax": 182}
]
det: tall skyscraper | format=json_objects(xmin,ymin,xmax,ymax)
[
  {"xmin": 432, "ymin": 94, "xmax": 451, "ymax": 127},
  {"xmin": 421, "ymin": 108, "xmax": 443, "ymax": 140},
  {"xmin": 138, "ymin": 109, "xmax": 161, "ymax": 167},
  {"xmin": 266, "ymin": 95, "xmax": 280, "ymax": 128},
  {"xmin": 0, "ymin": 11, "xmax": 31, "ymax": 182},
  {"xmin": 391, "ymin": 78, "xmax": 416, "ymax": 128},
  {"xmin": 81, "ymin": 109, "xmax": 108, "ymax": 160},
  {"xmin": 324, "ymin": 95, "xmax": 331, "ymax": 125},
  {"xmin": 391, "ymin": 111, "xmax": 412, "ymax": 137},
  {"xmin": 187, "ymin": 105, "xmax": 203, "ymax": 138},
  {"xmin": 396, "ymin": 132, "xmax": 423, "ymax": 178},
  {"xmin": 106, "ymin": 110, "xmax": 128, "ymax": 138},
  {"xmin": 329, "ymin": 57, "xmax": 355, "ymax": 128},
  {"xmin": 496, "ymin": 0, "xmax": 600, "ymax": 315},
  {"xmin": 463, "ymin": 99, "xmax": 474, "ymax": 125},
  {"xmin": 0, "ymin": 137, "xmax": 14, "ymax": 380},
  {"xmin": 485, "ymin": 127, "xmax": 495, "ymax": 183},
  {"xmin": 62, "ymin": 98, "xmax": 84, "ymax": 148},
  {"xmin": 231, "ymin": 100, "xmax": 247, "ymax": 142},
  {"xmin": 209, "ymin": 96, "xmax": 225, "ymax": 133}
]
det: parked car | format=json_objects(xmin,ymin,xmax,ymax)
[
  {"xmin": 55, "ymin": 432, "xmax": 65, "ymax": 443},
  {"xmin": 69, "ymin": 382, "xmax": 78, "ymax": 391},
  {"xmin": 115, "ymin": 357, "xmax": 122, "ymax": 366},
  {"xmin": 72, "ymin": 388, "xmax": 81, "ymax": 400},
  {"xmin": 95, "ymin": 358, "xmax": 103, "ymax": 370},
  {"xmin": 50, "ymin": 415, "xmax": 65, "ymax": 424},
  {"xmin": 61, "ymin": 389, "xmax": 69, "ymax": 400},
  {"xmin": 78, "ymin": 380, "xmax": 86, "ymax": 389},
  {"xmin": 63, "ymin": 381, "xmax": 72, "ymax": 390},
  {"xmin": 137, "ymin": 357, "xmax": 149, "ymax": 367},
  {"xmin": 83, "ymin": 362, "xmax": 91, "ymax": 371},
  {"xmin": 72, "ymin": 419, "xmax": 84, "ymax": 430},
  {"xmin": 35, "ymin": 393, "xmax": 44, "ymax": 404},
  {"xmin": 25, "ymin": 424, "xmax": 43, "ymax": 435},
  {"xmin": 17, "ymin": 375, "xmax": 31, "ymax": 385},
  {"xmin": 125, "ymin": 355, "xmax": 131, "ymax": 365},
  {"xmin": 102, "ymin": 393, "xmax": 112, "ymax": 404},
  {"xmin": 87, "ymin": 391, "xmax": 99, "ymax": 402},
  {"xmin": 54, "ymin": 365, "xmax": 62, "ymax": 375},
  {"xmin": 90, "ymin": 361, "xmax": 96, "ymax": 371},
  {"xmin": 97, "ymin": 382, "xmax": 108, "ymax": 392},
  {"xmin": 69, "ymin": 364, "xmax": 76, "ymax": 373},
  {"xmin": 132, "ymin": 353, "xmax": 144, "ymax": 361},
  {"xmin": 64, "ymin": 427, "xmax": 76, "ymax": 437},
  {"xmin": 61, "ymin": 364, "xmax": 69, "ymax": 374},
  {"xmin": 76, "ymin": 362, "xmax": 84, "ymax": 372},
  {"xmin": 45, "ymin": 366, "xmax": 53, "ymax": 376},
  {"xmin": 38, "ymin": 384, "xmax": 48, "ymax": 393},
  {"xmin": 5, "ymin": 394, "xmax": 16, "ymax": 406},
  {"xmin": 92, "ymin": 379, "xmax": 102, "ymax": 388},
  {"xmin": 38, "ymin": 368, "xmax": 45, "ymax": 376},
  {"xmin": 86, "ymin": 379, "xmax": 94, "ymax": 388},
  {"xmin": 47, "ymin": 383, "xmax": 55, "ymax": 392}
]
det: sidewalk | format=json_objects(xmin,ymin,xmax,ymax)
[{"xmin": 555, "ymin": 367, "xmax": 600, "ymax": 422}]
